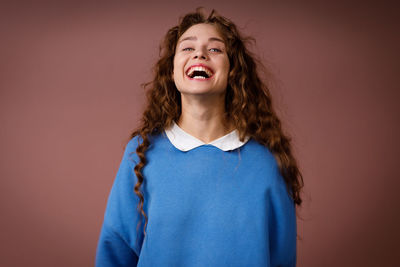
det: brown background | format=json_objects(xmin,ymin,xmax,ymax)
[{"xmin": 1, "ymin": 1, "xmax": 399, "ymax": 266}]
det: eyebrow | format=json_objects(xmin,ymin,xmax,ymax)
[{"xmin": 178, "ymin": 36, "xmax": 225, "ymax": 44}]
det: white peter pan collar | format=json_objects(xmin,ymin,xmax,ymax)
[{"xmin": 164, "ymin": 121, "xmax": 250, "ymax": 152}]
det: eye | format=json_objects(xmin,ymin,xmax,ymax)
[
  {"xmin": 209, "ymin": 48, "xmax": 222, "ymax": 53},
  {"xmin": 182, "ymin": 47, "xmax": 194, "ymax": 51}
]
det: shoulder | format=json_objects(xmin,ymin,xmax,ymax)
[
  {"xmin": 122, "ymin": 135, "xmax": 142, "ymax": 168},
  {"xmin": 241, "ymin": 139, "xmax": 287, "ymax": 188},
  {"xmin": 125, "ymin": 135, "xmax": 140, "ymax": 152},
  {"xmin": 124, "ymin": 133, "xmax": 166, "ymax": 165},
  {"xmin": 242, "ymin": 138, "xmax": 278, "ymax": 167}
]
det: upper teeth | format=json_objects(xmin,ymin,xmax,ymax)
[{"xmin": 187, "ymin": 66, "xmax": 213, "ymax": 77}]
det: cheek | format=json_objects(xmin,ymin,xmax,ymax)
[
  {"xmin": 221, "ymin": 57, "xmax": 230, "ymax": 75},
  {"xmin": 172, "ymin": 57, "xmax": 184, "ymax": 77},
  {"xmin": 223, "ymin": 62, "xmax": 230, "ymax": 80},
  {"xmin": 172, "ymin": 60, "xmax": 183, "ymax": 89},
  {"xmin": 172, "ymin": 57, "xmax": 176, "ymax": 75},
  {"xmin": 172, "ymin": 59, "xmax": 179, "ymax": 81}
]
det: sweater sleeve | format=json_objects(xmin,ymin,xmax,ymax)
[
  {"xmin": 96, "ymin": 138, "xmax": 145, "ymax": 267},
  {"xmin": 268, "ymin": 168, "xmax": 297, "ymax": 267}
]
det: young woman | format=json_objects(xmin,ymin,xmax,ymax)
[{"xmin": 96, "ymin": 8, "xmax": 303, "ymax": 267}]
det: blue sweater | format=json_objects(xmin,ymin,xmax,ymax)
[{"xmin": 96, "ymin": 133, "xmax": 296, "ymax": 266}]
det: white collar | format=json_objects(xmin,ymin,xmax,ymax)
[{"xmin": 164, "ymin": 121, "xmax": 250, "ymax": 152}]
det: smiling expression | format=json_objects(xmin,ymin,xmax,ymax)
[{"xmin": 173, "ymin": 23, "xmax": 230, "ymax": 96}]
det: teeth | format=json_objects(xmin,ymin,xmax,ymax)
[{"xmin": 187, "ymin": 66, "xmax": 213, "ymax": 77}]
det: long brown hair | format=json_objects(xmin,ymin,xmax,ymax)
[{"xmin": 130, "ymin": 8, "xmax": 303, "ymax": 237}]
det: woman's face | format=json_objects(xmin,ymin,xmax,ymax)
[{"xmin": 173, "ymin": 23, "xmax": 230, "ymax": 97}]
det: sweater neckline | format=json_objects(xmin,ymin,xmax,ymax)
[{"xmin": 164, "ymin": 121, "xmax": 250, "ymax": 152}]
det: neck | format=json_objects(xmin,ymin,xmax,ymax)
[{"xmin": 178, "ymin": 93, "xmax": 234, "ymax": 143}]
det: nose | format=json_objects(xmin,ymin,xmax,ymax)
[{"xmin": 193, "ymin": 48, "xmax": 208, "ymax": 60}]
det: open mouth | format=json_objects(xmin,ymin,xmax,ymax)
[{"xmin": 186, "ymin": 65, "xmax": 214, "ymax": 79}]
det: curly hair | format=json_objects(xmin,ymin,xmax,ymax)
[{"xmin": 130, "ymin": 8, "xmax": 303, "ymax": 238}]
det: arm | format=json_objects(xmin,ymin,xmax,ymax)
[
  {"xmin": 268, "ymin": 169, "xmax": 297, "ymax": 267},
  {"xmin": 96, "ymin": 224, "xmax": 139, "ymax": 266},
  {"xmin": 96, "ymin": 138, "xmax": 144, "ymax": 267}
]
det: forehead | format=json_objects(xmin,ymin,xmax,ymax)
[{"xmin": 178, "ymin": 23, "xmax": 225, "ymax": 43}]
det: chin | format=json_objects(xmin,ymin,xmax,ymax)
[
  {"xmin": 175, "ymin": 80, "xmax": 227, "ymax": 96},
  {"xmin": 179, "ymin": 88, "xmax": 226, "ymax": 96}
]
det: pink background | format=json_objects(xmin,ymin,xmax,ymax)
[{"xmin": 1, "ymin": 1, "xmax": 399, "ymax": 266}]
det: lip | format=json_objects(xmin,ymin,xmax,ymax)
[{"xmin": 185, "ymin": 64, "xmax": 214, "ymax": 80}]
